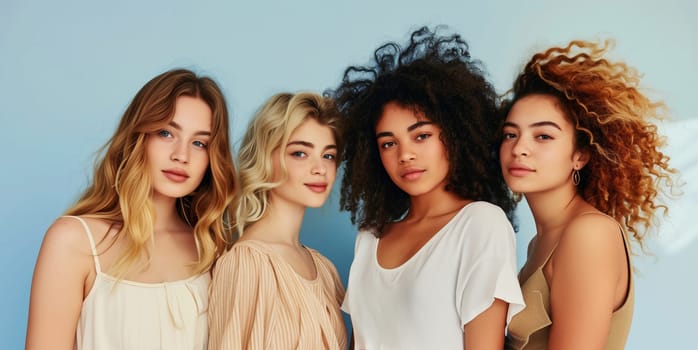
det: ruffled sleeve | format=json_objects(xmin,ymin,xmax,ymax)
[
  {"xmin": 208, "ymin": 243, "xmax": 277, "ymax": 350},
  {"xmin": 455, "ymin": 203, "xmax": 526, "ymax": 330}
]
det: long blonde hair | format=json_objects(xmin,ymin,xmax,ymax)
[
  {"xmin": 66, "ymin": 68, "xmax": 236, "ymax": 276},
  {"xmin": 234, "ymin": 92, "xmax": 342, "ymax": 237}
]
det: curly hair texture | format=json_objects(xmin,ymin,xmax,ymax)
[
  {"xmin": 499, "ymin": 40, "xmax": 677, "ymax": 250},
  {"xmin": 234, "ymin": 92, "xmax": 342, "ymax": 237},
  {"xmin": 66, "ymin": 68, "xmax": 236, "ymax": 277},
  {"xmin": 329, "ymin": 26, "xmax": 515, "ymax": 234}
]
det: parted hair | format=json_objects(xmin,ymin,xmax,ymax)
[
  {"xmin": 66, "ymin": 68, "xmax": 236, "ymax": 277},
  {"xmin": 234, "ymin": 92, "xmax": 342, "ymax": 237},
  {"xmin": 499, "ymin": 40, "xmax": 677, "ymax": 250},
  {"xmin": 329, "ymin": 26, "xmax": 516, "ymax": 234}
]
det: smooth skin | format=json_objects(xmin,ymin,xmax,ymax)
[
  {"xmin": 500, "ymin": 94, "xmax": 629, "ymax": 350},
  {"xmin": 26, "ymin": 96, "xmax": 213, "ymax": 349},
  {"xmin": 372, "ymin": 102, "xmax": 509, "ymax": 350},
  {"xmin": 236, "ymin": 117, "xmax": 338, "ymax": 282}
]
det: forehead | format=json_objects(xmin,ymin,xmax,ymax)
[
  {"xmin": 506, "ymin": 94, "xmax": 570, "ymax": 126},
  {"xmin": 375, "ymin": 102, "xmax": 430, "ymax": 131},
  {"xmin": 288, "ymin": 118, "xmax": 335, "ymax": 144},
  {"xmin": 171, "ymin": 96, "xmax": 213, "ymax": 130}
]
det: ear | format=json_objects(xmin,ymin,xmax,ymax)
[{"xmin": 572, "ymin": 149, "xmax": 590, "ymax": 170}]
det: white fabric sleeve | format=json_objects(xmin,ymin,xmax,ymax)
[
  {"xmin": 340, "ymin": 230, "xmax": 365, "ymax": 315},
  {"xmin": 455, "ymin": 205, "xmax": 525, "ymax": 329}
]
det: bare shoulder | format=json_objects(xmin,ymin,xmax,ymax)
[
  {"xmin": 561, "ymin": 213, "xmax": 622, "ymax": 250},
  {"xmin": 553, "ymin": 212, "xmax": 625, "ymax": 271},
  {"xmin": 44, "ymin": 216, "xmax": 113, "ymax": 251},
  {"xmin": 42, "ymin": 216, "xmax": 92, "ymax": 253}
]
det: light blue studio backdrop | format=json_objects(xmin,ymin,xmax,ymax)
[{"xmin": 2, "ymin": 0, "xmax": 696, "ymax": 348}]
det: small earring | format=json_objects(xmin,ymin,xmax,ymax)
[{"xmin": 573, "ymin": 169, "xmax": 580, "ymax": 186}]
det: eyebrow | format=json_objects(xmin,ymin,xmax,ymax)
[
  {"xmin": 169, "ymin": 121, "xmax": 212, "ymax": 136},
  {"xmin": 376, "ymin": 121, "xmax": 434, "ymax": 138},
  {"xmin": 503, "ymin": 120, "xmax": 562, "ymax": 131},
  {"xmin": 287, "ymin": 140, "xmax": 337, "ymax": 151}
]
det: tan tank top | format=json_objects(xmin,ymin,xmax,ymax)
[{"xmin": 505, "ymin": 213, "xmax": 634, "ymax": 350}]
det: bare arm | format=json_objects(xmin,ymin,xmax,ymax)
[
  {"xmin": 26, "ymin": 218, "xmax": 92, "ymax": 350},
  {"xmin": 462, "ymin": 298, "xmax": 508, "ymax": 350},
  {"xmin": 547, "ymin": 216, "xmax": 627, "ymax": 350}
]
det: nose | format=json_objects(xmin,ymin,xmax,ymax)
[
  {"xmin": 311, "ymin": 159, "xmax": 327, "ymax": 176},
  {"xmin": 171, "ymin": 140, "xmax": 189, "ymax": 163},
  {"xmin": 510, "ymin": 138, "xmax": 529, "ymax": 157},
  {"xmin": 398, "ymin": 146, "xmax": 416, "ymax": 164}
]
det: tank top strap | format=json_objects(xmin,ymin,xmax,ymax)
[
  {"xmin": 577, "ymin": 211, "xmax": 629, "ymax": 244},
  {"xmin": 540, "ymin": 211, "xmax": 625, "ymax": 266},
  {"xmin": 62, "ymin": 215, "xmax": 102, "ymax": 273},
  {"xmin": 540, "ymin": 240, "xmax": 560, "ymax": 267},
  {"xmin": 542, "ymin": 211, "xmax": 629, "ymax": 267}
]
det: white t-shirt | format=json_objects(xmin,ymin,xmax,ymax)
[{"xmin": 342, "ymin": 201, "xmax": 525, "ymax": 350}]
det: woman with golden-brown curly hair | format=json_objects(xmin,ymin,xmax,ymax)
[
  {"xmin": 26, "ymin": 68, "xmax": 236, "ymax": 350},
  {"xmin": 499, "ymin": 41, "xmax": 677, "ymax": 350},
  {"xmin": 208, "ymin": 92, "xmax": 346, "ymax": 350}
]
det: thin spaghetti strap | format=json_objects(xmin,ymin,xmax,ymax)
[
  {"xmin": 62, "ymin": 215, "xmax": 102, "ymax": 273},
  {"xmin": 543, "ymin": 211, "xmax": 629, "ymax": 266},
  {"xmin": 541, "ymin": 240, "xmax": 560, "ymax": 266}
]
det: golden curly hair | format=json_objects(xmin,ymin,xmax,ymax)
[{"xmin": 500, "ymin": 40, "xmax": 678, "ymax": 251}]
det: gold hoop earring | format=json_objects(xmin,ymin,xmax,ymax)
[{"xmin": 573, "ymin": 169, "xmax": 580, "ymax": 186}]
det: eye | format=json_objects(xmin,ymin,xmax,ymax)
[
  {"xmin": 193, "ymin": 140, "xmax": 208, "ymax": 149},
  {"xmin": 502, "ymin": 132, "xmax": 517, "ymax": 140},
  {"xmin": 290, "ymin": 151, "xmax": 307, "ymax": 158},
  {"xmin": 157, "ymin": 130, "xmax": 172, "ymax": 138},
  {"xmin": 536, "ymin": 134, "xmax": 553, "ymax": 140},
  {"xmin": 415, "ymin": 133, "xmax": 431, "ymax": 141},
  {"xmin": 323, "ymin": 153, "xmax": 337, "ymax": 161},
  {"xmin": 380, "ymin": 141, "xmax": 396, "ymax": 149}
]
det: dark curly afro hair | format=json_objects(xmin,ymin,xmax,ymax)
[{"xmin": 328, "ymin": 26, "xmax": 516, "ymax": 234}]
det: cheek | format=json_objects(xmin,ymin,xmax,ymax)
[
  {"xmin": 499, "ymin": 144, "xmax": 511, "ymax": 161},
  {"xmin": 195, "ymin": 153, "xmax": 210, "ymax": 175},
  {"xmin": 377, "ymin": 151, "xmax": 391, "ymax": 169}
]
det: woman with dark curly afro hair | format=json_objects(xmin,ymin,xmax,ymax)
[
  {"xmin": 330, "ymin": 26, "xmax": 525, "ymax": 349},
  {"xmin": 499, "ymin": 41, "xmax": 677, "ymax": 350}
]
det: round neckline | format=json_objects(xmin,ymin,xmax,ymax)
[
  {"xmin": 373, "ymin": 202, "xmax": 475, "ymax": 271},
  {"xmin": 236, "ymin": 239, "xmax": 320, "ymax": 283}
]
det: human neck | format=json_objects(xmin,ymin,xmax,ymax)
[
  {"xmin": 525, "ymin": 186, "xmax": 582, "ymax": 237},
  {"xmin": 407, "ymin": 189, "xmax": 471, "ymax": 221},
  {"xmin": 150, "ymin": 193, "xmax": 187, "ymax": 232},
  {"xmin": 244, "ymin": 198, "xmax": 306, "ymax": 247}
]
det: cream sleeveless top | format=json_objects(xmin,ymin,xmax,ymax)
[
  {"xmin": 67, "ymin": 216, "xmax": 210, "ymax": 350},
  {"xmin": 505, "ymin": 213, "xmax": 634, "ymax": 350}
]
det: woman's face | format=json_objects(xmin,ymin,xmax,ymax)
[
  {"xmin": 145, "ymin": 96, "xmax": 212, "ymax": 200},
  {"xmin": 499, "ymin": 94, "xmax": 587, "ymax": 195},
  {"xmin": 270, "ymin": 118, "xmax": 338, "ymax": 209},
  {"xmin": 375, "ymin": 101, "xmax": 450, "ymax": 198}
]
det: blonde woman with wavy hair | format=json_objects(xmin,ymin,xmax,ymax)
[
  {"xmin": 26, "ymin": 68, "xmax": 236, "ymax": 350},
  {"xmin": 499, "ymin": 41, "xmax": 677, "ymax": 350},
  {"xmin": 208, "ymin": 92, "xmax": 347, "ymax": 350}
]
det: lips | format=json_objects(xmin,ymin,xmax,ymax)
[
  {"xmin": 162, "ymin": 169, "xmax": 189, "ymax": 183},
  {"xmin": 507, "ymin": 164, "xmax": 535, "ymax": 177},
  {"xmin": 400, "ymin": 168, "xmax": 425, "ymax": 181},
  {"xmin": 305, "ymin": 183, "xmax": 328, "ymax": 193}
]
